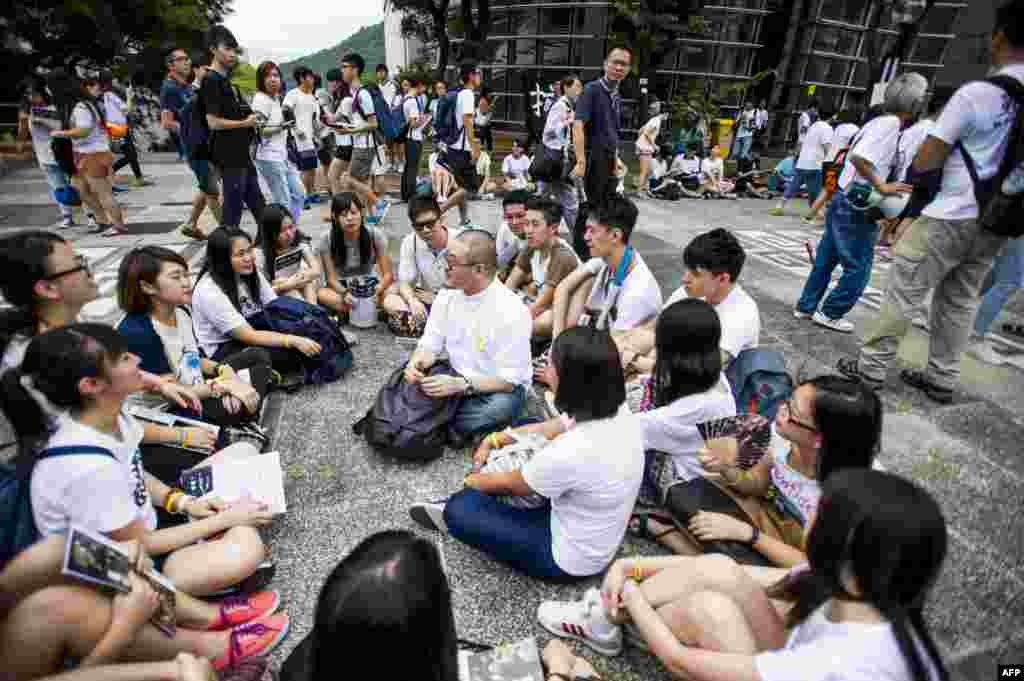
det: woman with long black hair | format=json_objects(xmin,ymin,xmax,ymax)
[
  {"xmin": 256, "ymin": 204, "xmax": 322, "ymax": 305},
  {"xmin": 191, "ymin": 227, "xmax": 320, "ymax": 375}
]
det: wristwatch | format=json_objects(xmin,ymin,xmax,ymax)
[{"xmin": 462, "ymin": 376, "xmax": 477, "ymax": 397}]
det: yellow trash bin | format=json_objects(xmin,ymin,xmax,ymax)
[{"xmin": 715, "ymin": 119, "xmax": 735, "ymax": 157}]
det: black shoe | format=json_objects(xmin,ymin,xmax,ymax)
[
  {"xmin": 900, "ymin": 369, "xmax": 954, "ymax": 404},
  {"xmin": 836, "ymin": 357, "xmax": 884, "ymax": 391},
  {"xmin": 1003, "ymin": 323, "xmax": 1024, "ymax": 340}
]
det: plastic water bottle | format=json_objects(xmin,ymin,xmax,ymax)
[{"xmin": 179, "ymin": 350, "xmax": 203, "ymax": 386}]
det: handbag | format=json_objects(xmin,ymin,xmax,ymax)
[{"xmin": 529, "ymin": 145, "xmax": 563, "ymax": 183}]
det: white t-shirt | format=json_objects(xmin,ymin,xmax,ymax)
[
  {"xmin": 379, "ymin": 80, "xmax": 398, "ymax": 107},
  {"xmin": 282, "ymin": 88, "xmax": 320, "ymax": 153},
  {"xmin": 829, "ymin": 122, "xmax": 860, "ymax": 162},
  {"xmin": 736, "ymin": 109, "xmax": 756, "ymax": 138},
  {"xmin": 255, "ymin": 242, "xmax": 317, "ymax": 300},
  {"xmin": 897, "ymin": 118, "xmax": 934, "ymax": 182},
  {"xmin": 838, "ymin": 115, "xmax": 904, "ymax": 192},
  {"xmin": 543, "ymin": 97, "xmax": 573, "ymax": 151},
  {"xmin": 71, "ymin": 101, "xmax": 109, "ymax": 153},
  {"xmin": 102, "ymin": 91, "xmax": 128, "ymax": 126},
  {"xmin": 252, "ymin": 91, "xmax": 288, "ymax": 163},
  {"xmin": 672, "ymin": 156, "xmax": 701, "ymax": 175},
  {"xmin": 665, "ymin": 283, "xmax": 760, "ymax": 360},
  {"xmin": 636, "ymin": 115, "xmax": 663, "ymax": 153},
  {"xmin": 798, "ymin": 111, "xmax": 813, "ymax": 143},
  {"xmin": 452, "ymin": 89, "xmax": 476, "ymax": 151},
  {"xmin": 583, "ymin": 252, "xmax": 663, "ymax": 332},
  {"xmin": 350, "ymin": 86, "xmax": 377, "ymax": 150},
  {"xmin": 29, "ymin": 107, "xmax": 61, "ymax": 167},
  {"xmin": 503, "ymin": 154, "xmax": 531, "ymax": 178},
  {"xmin": 417, "ymin": 281, "xmax": 532, "ymax": 387},
  {"xmin": 334, "ymin": 97, "xmax": 353, "ymax": 147},
  {"xmin": 702, "ymin": 157, "xmax": 725, "ymax": 181},
  {"xmin": 756, "ymin": 602, "xmax": 943, "ymax": 681},
  {"xmin": 398, "ymin": 228, "xmax": 460, "ymax": 290},
  {"xmin": 522, "ymin": 404, "xmax": 643, "ymax": 576},
  {"xmin": 637, "ymin": 374, "xmax": 736, "ymax": 479},
  {"xmin": 495, "ymin": 221, "xmax": 526, "ymax": 270},
  {"xmin": 402, "ymin": 95, "xmax": 425, "ymax": 143},
  {"xmin": 924, "ymin": 65, "xmax": 1024, "ymax": 221},
  {"xmin": 191, "ymin": 272, "xmax": 278, "ymax": 356},
  {"xmin": 32, "ymin": 412, "xmax": 156, "ymax": 537},
  {"xmin": 797, "ymin": 121, "xmax": 834, "ymax": 170}
]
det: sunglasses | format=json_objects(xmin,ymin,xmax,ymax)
[{"xmin": 44, "ymin": 255, "xmax": 91, "ymax": 280}]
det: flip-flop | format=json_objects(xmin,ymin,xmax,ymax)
[
  {"xmin": 627, "ymin": 511, "xmax": 677, "ymax": 542},
  {"xmin": 180, "ymin": 224, "xmax": 207, "ymax": 241}
]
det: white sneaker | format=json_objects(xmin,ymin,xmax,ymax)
[
  {"xmin": 341, "ymin": 329, "xmax": 359, "ymax": 347},
  {"xmin": 969, "ymin": 339, "xmax": 1008, "ymax": 366},
  {"xmin": 793, "ymin": 308, "xmax": 811, "ymax": 320},
  {"xmin": 59, "ymin": 216, "xmax": 75, "ymax": 229},
  {"xmin": 409, "ymin": 501, "xmax": 448, "ymax": 534},
  {"xmin": 812, "ymin": 310, "xmax": 854, "ymax": 333},
  {"xmin": 537, "ymin": 588, "xmax": 623, "ymax": 656}
]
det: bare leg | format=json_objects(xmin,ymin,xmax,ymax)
[
  {"xmin": 301, "ymin": 282, "xmax": 319, "ymax": 305},
  {"xmin": 206, "ymin": 193, "xmax": 223, "ymax": 226},
  {"xmin": 637, "ymin": 158, "xmax": 650, "ymax": 193},
  {"xmin": 533, "ymin": 309, "xmax": 553, "ymax": 338},
  {"xmin": 345, "ymin": 174, "xmax": 378, "ymax": 213},
  {"xmin": 318, "ymin": 287, "xmax": 350, "ymax": 315},
  {"xmin": 439, "ymin": 187, "xmax": 467, "ymax": 220},
  {"xmin": 301, "ymin": 169, "xmax": 317, "ymax": 198},
  {"xmin": 188, "ymin": 192, "xmax": 207, "ymax": 226},
  {"xmin": 659, "ymin": 591, "xmax": 760, "ymax": 652},
  {"xmin": 565, "ymin": 279, "xmax": 594, "ymax": 331},
  {"xmin": 328, "ymin": 159, "xmax": 349, "ymax": 195},
  {"xmin": 160, "ymin": 526, "xmax": 265, "ymax": 596}
]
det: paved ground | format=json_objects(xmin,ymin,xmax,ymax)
[{"xmin": 2, "ymin": 154, "xmax": 1023, "ymax": 680}]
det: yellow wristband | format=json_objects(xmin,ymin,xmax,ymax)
[
  {"xmin": 489, "ymin": 433, "xmax": 502, "ymax": 449},
  {"xmin": 164, "ymin": 490, "xmax": 183, "ymax": 513},
  {"xmin": 216, "ymin": 364, "xmax": 231, "ymax": 377},
  {"xmin": 632, "ymin": 564, "xmax": 644, "ymax": 581},
  {"xmin": 183, "ymin": 429, "xmax": 193, "ymax": 448}
]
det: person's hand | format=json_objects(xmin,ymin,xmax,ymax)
[
  {"xmin": 421, "ymin": 374, "xmax": 467, "ymax": 399},
  {"xmin": 534, "ymin": 363, "xmax": 555, "ymax": 387},
  {"xmin": 878, "ymin": 181, "xmax": 913, "ymax": 196},
  {"xmin": 408, "ymin": 299, "xmax": 428, "ymax": 321},
  {"xmin": 573, "ymin": 159, "xmax": 585, "ymax": 179},
  {"xmin": 698, "ymin": 438, "xmax": 738, "ymax": 474},
  {"xmin": 472, "ymin": 437, "xmax": 496, "ymax": 469},
  {"xmin": 601, "ymin": 559, "xmax": 628, "ymax": 619},
  {"xmin": 341, "ymin": 290, "xmax": 355, "ymax": 310},
  {"xmin": 244, "ymin": 113, "xmax": 260, "ymax": 129},
  {"xmin": 688, "ymin": 511, "xmax": 753, "ymax": 543},
  {"xmin": 288, "ymin": 335, "xmax": 321, "ymax": 356},
  {"xmin": 221, "ymin": 394, "xmax": 241, "ymax": 415},
  {"xmin": 463, "ymin": 472, "xmax": 483, "ymax": 490},
  {"xmin": 541, "ymin": 640, "xmax": 576, "ymax": 680},
  {"xmin": 415, "ymin": 288, "xmax": 436, "ymax": 306},
  {"xmin": 404, "ymin": 359, "xmax": 428, "ymax": 385},
  {"xmin": 181, "ymin": 495, "xmax": 226, "ymax": 519},
  {"xmin": 620, "ymin": 349, "xmax": 636, "ymax": 371},
  {"xmin": 223, "ymin": 496, "xmax": 274, "ymax": 527},
  {"xmin": 113, "ymin": 539, "xmax": 153, "ymax": 574},
  {"xmin": 892, "ymin": 217, "xmax": 915, "ymax": 244},
  {"xmin": 158, "ymin": 381, "xmax": 202, "ymax": 413},
  {"xmin": 221, "ymin": 377, "xmax": 260, "ymax": 414},
  {"xmin": 471, "ymin": 144, "xmax": 481, "ymax": 163},
  {"xmin": 175, "ymin": 652, "xmax": 217, "ymax": 681},
  {"xmin": 620, "ymin": 577, "xmax": 646, "ymax": 610},
  {"xmin": 110, "ymin": 573, "xmax": 160, "ymax": 636}
]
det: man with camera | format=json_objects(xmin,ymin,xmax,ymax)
[{"xmin": 198, "ymin": 25, "xmax": 266, "ymax": 229}]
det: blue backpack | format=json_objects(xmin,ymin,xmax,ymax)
[
  {"xmin": 432, "ymin": 88, "xmax": 465, "ymax": 148},
  {"xmin": 0, "ymin": 446, "xmax": 115, "ymax": 569},
  {"xmin": 247, "ymin": 297, "xmax": 354, "ymax": 385},
  {"xmin": 354, "ymin": 85, "xmax": 406, "ymax": 142},
  {"xmin": 725, "ymin": 349, "xmax": 793, "ymax": 421},
  {"xmin": 179, "ymin": 95, "xmax": 210, "ymax": 159}
]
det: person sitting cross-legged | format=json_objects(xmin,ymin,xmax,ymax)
[
  {"xmin": 409, "ymin": 327, "xmax": 643, "ymax": 582},
  {"xmin": 505, "ymin": 196, "xmax": 582, "ymax": 339},
  {"xmin": 402, "ymin": 229, "xmax": 532, "ymax": 440}
]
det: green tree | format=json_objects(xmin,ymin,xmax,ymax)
[
  {"xmin": 608, "ymin": 0, "xmax": 702, "ymax": 75},
  {"xmin": 385, "ymin": 0, "xmax": 453, "ymax": 81}
]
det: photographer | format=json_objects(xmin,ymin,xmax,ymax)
[
  {"xmin": 252, "ymin": 61, "xmax": 306, "ymax": 222},
  {"xmin": 198, "ymin": 25, "xmax": 266, "ymax": 230}
]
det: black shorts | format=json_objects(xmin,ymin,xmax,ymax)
[
  {"xmin": 318, "ymin": 137, "xmax": 335, "ymax": 166},
  {"xmin": 441, "ymin": 148, "xmax": 481, "ymax": 193},
  {"xmin": 334, "ymin": 145, "xmax": 353, "ymax": 162}
]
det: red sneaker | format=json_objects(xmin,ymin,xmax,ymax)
[
  {"xmin": 207, "ymin": 590, "xmax": 281, "ymax": 631},
  {"xmin": 212, "ymin": 614, "xmax": 290, "ymax": 671}
]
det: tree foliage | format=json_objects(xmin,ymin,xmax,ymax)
[
  {"xmin": 609, "ymin": 0, "xmax": 702, "ymax": 75},
  {"xmin": 385, "ymin": 0, "xmax": 453, "ymax": 81}
]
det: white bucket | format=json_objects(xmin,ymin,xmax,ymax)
[{"xmin": 349, "ymin": 276, "xmax": 379, "ymax": 328}]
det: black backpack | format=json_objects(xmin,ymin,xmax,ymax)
[
  {"xmin": 247, "ymin": 297, "xmax": 353, "ymax": 385},
  {"xmin": 352, "ymin": 361, "xmax": 463, "ymax": 462},
  {"xmin": 959, "ymin": 75, "xmax": 1024, "ymax": 238}
]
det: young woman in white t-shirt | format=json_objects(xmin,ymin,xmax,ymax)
[
  {"xmin": 252, "ymin": 61, "xmax": 307, "ymax": 223},
  {"xmin": 0, "ymin": 325, "xmax": 292, "ymax": 670},
  {"xmin": 409, "ymin": 327, "xmax": 644, "ymax": 581},
  {"xmin": 191, "ymin": 227, "xmax": 321, "ymax": 375},
  {"xmin": 539, "ymin": 469, "xmax": 948, "ymax": 681},
  {"xmin": 699, "ymin": 146, "xmax": 737, "ymax": 199},
  {"xmin": 256, "ymin": 204, "xmax": 322, "ymax": 306}
]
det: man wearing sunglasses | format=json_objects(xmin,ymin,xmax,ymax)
[{"xmin": 403, "ymin": 229, "xmax": 532, "ymax": 440}]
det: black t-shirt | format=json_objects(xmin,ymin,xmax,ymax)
[{"xmin": 198, "ymin": 70, "xmax": 252, "ymax": 169}]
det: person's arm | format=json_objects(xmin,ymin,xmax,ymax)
[
  {"xmin": 463, "ymin": 470, "xmax": 535, "ymax": 497},
  {"xmin": 375, "ymin": 254, "xmax": 396, "ymax": 305},
  {"xmin": 319, "ymin": 249, "xmax": 348, "ymax": 297},
  {"xmin": 850, "ymin": 155, "xmax": 911, "ymax": 195},
  {"xmin": 232, "ymin": 323, "xmax": 319, "ymax": 356},
  {"xmin": 40, "ymin": 660, "xmax": 187, "ymax": 681},
  {"xmin": 551, "ymin": 266, "xmax": 596, "ymax": 339},
  {"xmin": 573, "ymin": 120, "xmax": 586, "ymax": 175},
  {"xmin": 206, "ymin": 112, "xmax": 258, "ymax": 131},
  {"xmin": 160, "ymin": 110, "xmax": 180, "ymax": 133},
  {"xmin": 505, "ymin": 265, "xmax": 529, "ymax": 292},
  {"xmin": 911, "ymin": 135, "xmax": 952, "ymax": 174}
]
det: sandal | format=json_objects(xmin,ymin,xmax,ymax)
[
  {"xmin": 101, "ymin": 226, "xmax": 130, "ymax": 237},
  {"xmin": 180, "ymin": 223, "xmax": 207, "ymax": 241},
  {"xmin": 627, "ymin": 511, "xmax": 677, "ymax": 542}
]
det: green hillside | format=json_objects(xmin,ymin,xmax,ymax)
[{"xmin": 280, "ymin": 21, "xmax": 386, "ymax": 83}]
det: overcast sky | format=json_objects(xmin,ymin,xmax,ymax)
[{"xmin": 225, "ymin": 1, "xmax": 384, "ymax": 65}]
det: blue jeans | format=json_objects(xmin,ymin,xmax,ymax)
[
  {"xmin": 974, "ymin": 236, "xmax": 1024, "ymax": 336},
  {"xmin": 784, "ymin": 169, "xmax": 822, "ymax": 204},
  {"xmin": 734, "ymin": 135, "xmax": 753, "ymax": 161},
  {"xmin": 255, "ymin": 158, "xmax": 305, "ymax": 223},
  {"xmin": 220, "ymin": 164, "xmax": 266, "ymax": 230},
  {"xmin": 796, "ymin": 190, "xmax": 879, "ymax": 320},
  {"xmin": 451, "ymin": 385, "xmax": 527, "ymax": 436},
  {"xmin": 444, "ymin": 488, "xmax": 578, "ymax": 581},
  {"xmin": 43, "ymin": 163, "xmax": 73, "ymax": 219}
]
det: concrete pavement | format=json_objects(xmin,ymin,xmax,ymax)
[{"xmin": 1, "ymin": 153, "xmax": 1022, "ymax": 679}]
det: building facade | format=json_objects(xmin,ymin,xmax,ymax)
[{"xmin": 385, "ymin": 0, "xmax": 968, "ymax": 143}]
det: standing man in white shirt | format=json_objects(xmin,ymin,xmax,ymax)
[
  {"xmin": 795, "ymin": 74, "xmax": 925, "ymax": 334},
  {"xmin": 805, "ymin": 110, "xmax": 861, "ymax": 223},
  {"xmin": 401, "ymin": 77, "xmax": 427, "ymax": 201},
  {"xmin": 754, "ymin": 99, "xmax": 769, "ymax": 151},
  {"xmin": 403, "ymin": 229, "xmax": 532, "ymax": 438},
  {"xmin": 439, "ymin": 61, "xmax": 483, "ymax": 228},
  {"xmin": 841, "ymin": 0, "xmax": 1024, "ymax": 403},
  {"xmin": 797, "ymin": 98, "xmax": 818, "ymax": 147},
  {"xmin": 340, "ymin": 53, "xmax": 386, "ymax": 224},
  {"xmin": 284, "ymin": 66, "xmax": 322, "ymax": 207},
  {"xmin": 770, "ymin": 110, "xmax": 833, "ymax": 216},
  {"xmin": 733, "ymin": 101, "xmax": 757, "ymax": 166},
  {"xmin": 376, "ymin": 64, "xmax": 399, "ymax": 172}
]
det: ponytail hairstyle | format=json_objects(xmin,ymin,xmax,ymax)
[
  {"xmin": 781, "ymin": 469, "xmax": 949, "ymax": 681},
  {"xmin": 0, "ymin": 323, "xmax": 129, "ymax": 456},
  {"xmin": 258, "ymin": 203, "xmax": 296, "ymax": 282},
  {"xmin": 197, "ymin": 227, "xmax": 261, "ymax": 314},
  {"xmin": 651, "ymin": 299, "xmax": 721, "ymax": 408},
  {"xmin": 329, "ymin": 192, "xmax": 373, "ymax": 272},
  {"xmin": 803, "ymin": 374, "xmax": 882, "ymax": 481},
  {"xmin": 0, "ymin": 230, "xmax": 67, "ymax": 352}
]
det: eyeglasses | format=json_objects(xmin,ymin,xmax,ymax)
[
  {"xmin": 781, "ymin": 399, "xmax": 818, "ymax": 432},
  {"xmin": 44, "ymin": 255, "xmax": 91, "ymax": 280},
  {"xmin": 413, "ymin": 217, "xmax": 441, "ymax": 234},
  {"xmin": 173, "ymin": 55, "xmax": 191, "ymax": 63}
]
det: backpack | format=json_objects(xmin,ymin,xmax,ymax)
[
  {"xmin": 352, "ymin": 361, "xmax": 463, "ymax": 462},
  {"xmin": 959, "ymin": 75, "xmax": 1024, "ymax": 238},
  {"xmin": 431, "ymin": 88, "xmax": 465, "ymax": 148},
  {"xmin": 247, "ymin": 297, "xmax": 354, "ymax": 385},
  {"xmin": 0, "ymin": 445, "xmax": 115, "ymax": 569},
  {"xmin": 179, "ymin": 94, "xmax": 210, "ymax": 160},
  {"xmin": 354, "ymin": 84, "xmax": 406, "ymax": 142},
  {"xmin": 724, "ymin": 349, "xmax": 793, "ymax": 421},
  {"xmin": 50, "ymin": 104, "xmax": 76, "ymax": 176},
  {"xmin": 652, "ymin": 182, "xmax": 683, "ymax": 201}
]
